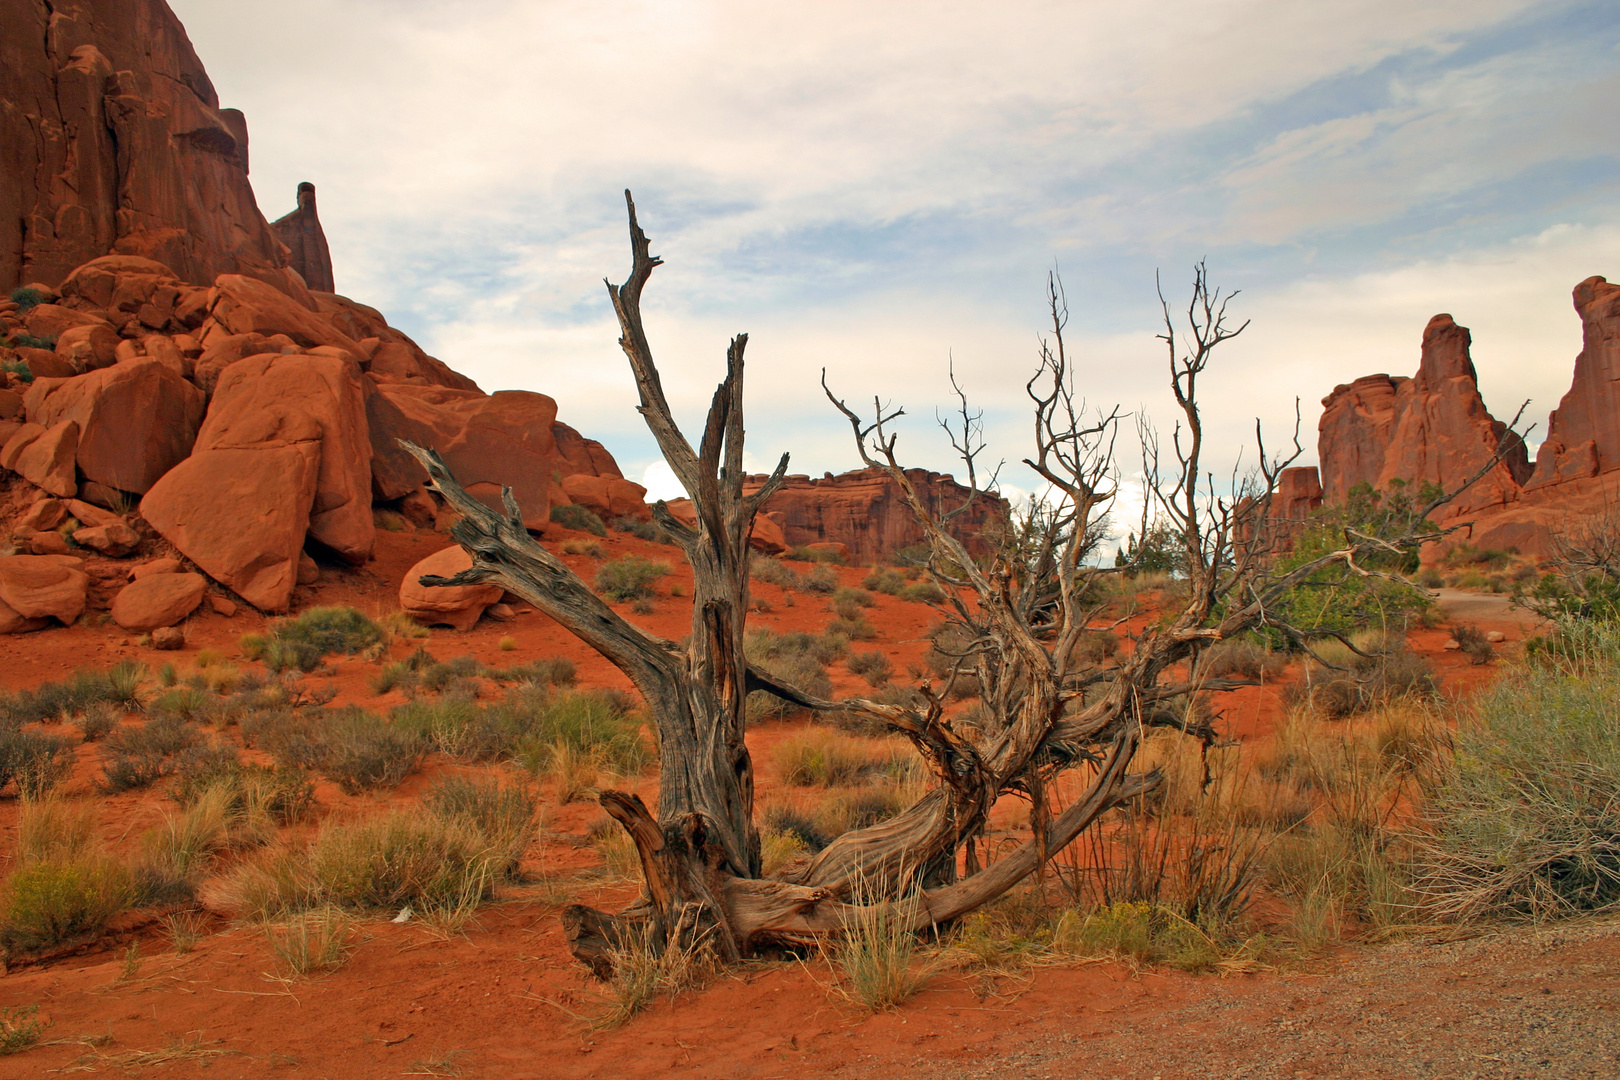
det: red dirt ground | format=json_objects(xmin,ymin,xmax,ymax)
[{"xmin": 0, "ymin": 521, "xmax": 1601, "ymax": 1080}]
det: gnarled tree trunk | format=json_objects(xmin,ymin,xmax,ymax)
[{"xmin": 405, "ymin": 200, "xmax": 1514, "ymax": 976}]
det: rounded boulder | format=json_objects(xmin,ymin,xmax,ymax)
[
  {"xmin": 111, "ymin": 571, "xmax": 207, "ymax": 631},
  {"xmin": 400, "ymin": 546, "xmax": 502, "ymax": 631}
]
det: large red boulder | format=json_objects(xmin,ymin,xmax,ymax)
[
  {"xmin": 8, "ymin": 418, "xmax": 78, "ymax": 496},
  {"xmin": 553, "ymin": 421, "xmax": 623, "ymax": 478},
  {"xmin": 371, "ymin": 384, "xmax": 559, "ymax": 529},
  {"xmin": 110, "ymin": 571, "xmax": 207, "ymax": 631},
  {"xmin": 22, "ymin": 359, "xmax": 204, "ymax": 494},
  {"xmin": 399, "ymin": 546, "xmax": 502, "ymax": 631},
  {"xmin": 560, "ymin": 473, "xmax": 650, "ymax": 521},
  {"xmin": 0, "ymin": 554, "xmax": 88, "ymax": 626},
  {"xmin": 140, "ymin": 444, "xmax": 319, "ymax": 613},
  {"xmin": 208, "ymin": 274, "xmax": 361, "ymax": 354},
  {"xmin": 197, "ymin": 352, "xmax": 373, "ymax": 563}
]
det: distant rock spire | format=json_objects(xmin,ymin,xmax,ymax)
[{"xmin": 270, "ymin": 181, "xmax": 334, "ymax": 293}]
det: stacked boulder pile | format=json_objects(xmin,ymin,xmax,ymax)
[{"xmin": 0, "ymin": 253, "xmax": 644, "ymax": 633}]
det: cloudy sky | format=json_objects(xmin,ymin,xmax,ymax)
[{"xmin": 172, "ymin": 0, "xmax": 1620, "ymax": 507}]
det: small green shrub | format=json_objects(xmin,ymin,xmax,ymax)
[
  {"xmin": 8, "ymin": 334, "xmax": 54, "ymax": 350},
  {"xmin": 612, "ymin": 516, "xmax": 668, "ymax": 543},
  {"xmin": 0, "ymin": 730, "xmax": 75, "ymax": 799},
  {"xmin": 550, "ymin": 503, "xmax": 607, "ymax": 536},
  {"xmin": 243, "ymin": 607, "xmax": 382, "ymax": 672},
  {"xmin": 801, "ymin": 564, "xmax": 839, "ymax": 595},
  {"xmin": 0, "ymin": 1003, "xmax": 46, "ymax": 1055},
  {"xmin": 0, "ymin": 858, "xmax": 130, "ymax": 955},
  {"xmin": 1201, "ymin": 636, "xmax": 1286, "ymax": 680},
  {"xmin": 863, "ymin": 567, "xmax": 906, "ymax": 594},
  {"xmin": 846, "ymin": 650, "xmax": 892, "ymax": 687},
  {"xmin": 1289, "ymin": 634, "xmax": 1436, "ymax": 719},
  {"xmin": 308, "ymin": 811, "xmax": 502, "ymax": 912},
  {"xmin": 498, "ymin": 656, "xmax": 577, "ymax": 687},
  {"xmin": 828, "ymin": 615, "xmax": 877, "ymax": 641},
  {"xmin": 898, "ymin": 581, "xmax": 945, "ymax": 604},
  {"xmin": 751, "ymin": 555, "xmax": 802, "ymax": 590},
  {"xmin": 74, "ymin": 702, "xmax": 120, "ymax": 742},
  {"xmin": 266, "ymin": 907, "xmax": 355, "ymax": 976},
  {"xmin": 0, "ymin": 358, "xmax": 33, "ymax": 383},
  {"xmin": 595, "ymin": 556, "xmax": 670, "ymax": 601},
  {"xmin": 315, "ymin": 709, "xmax": 426, "ymax": 793},
  {"xmin": 8, "ymin": 286, "xmax": 43, "ymax": 310},
  {"xmin": 835, "ymin": 873, "xmax": 929, "ymax": 1011},
  {"xmin": 1450, "ymin": 623, "xmax": 1495, "ymax": 665}
]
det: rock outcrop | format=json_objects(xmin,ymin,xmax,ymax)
[
  {"xmin": 1318, "ymin": 314, "xmax": 1530, "ymax": 520},
  {"xmin": 0, "ymin": 554, "xmax": 88, "ymax": 629},
  {"xmin": 740, "ymin": 468, "xmax": 1008, "ymax": 565},
  {"xmin": 1314, "ymin": 280, "xmax": 1620, "ymax": 558},
  {"xmin": 270, "ymin": 182, "xmax": 335, "ymax": 293},
  {"xmin": 110, "ymin": 570, "xmax": 206, "ymax": 631},
  {"xmin": 1526, "ymin": 277, "xmax": 1620, "ymax": 489}
]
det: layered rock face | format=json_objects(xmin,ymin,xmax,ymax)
[
  {"xmin": 741, "ymin": 468, "xmax": 1008, "ymax": 565},
  {"xmin": 1315, "ymin": 280, "xmax": 1620, "ymax": 557},
  {"xmin": 0, "ymin": 0, "xmax": 292, "ymax": 292}
]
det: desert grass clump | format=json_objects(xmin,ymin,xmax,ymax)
[
  {"xmin": 423, "ymin": 776, "xmax": 537, "ymax": 878},
  {"xmin": 1289, "ymin": 631, "xmax": 1436, "ymax": 719},
  {"xmin": 74, "ymin": 701, "xmax": 120, "ymax": 742},
  {"xmin": 800, "ymin": 563, "xmax": 840, "ymax": 595},
  {"xmin": 1054, "ymin": 901, "xmax": 1233, "ymax": 973},
  {"xmin": 132, "ymin": 784, "xmax": 242, "ymax": 905},
  {"xmin": 594, "ymin": 555, "xmax": 670, "ymax": 601},
  {"xmin": 497, "ymin": 656, "xmax": 577, "ymax": 688},
  {"xmin": 313, "ymin": 709, "xmax": 426, "ymax": 793},
  {"xmin": 1450, "ymin": 623, "xmax": 1496, "ymax": 665},
  {"xmin": 1200, "ymin": 635, "xmax": 1287, "ymax": 680},
  {"xmin": 595, "ymin": 917, "xmax": 717, "ymax": 1028},
  {"xmin": 0, "ymin": 661, "xmax": 145, "ymax": 726},
  {"xmin": 561, "ymin": 538, "xmax": 605, "ymax": 558},
  {"xmin": 227, "ymin": 810, "xmax": 504, "ymax": 922},
  {"xmin": 846, "ymin": 649, "xmax": 892, "ymax": 687},
  {"xmin": 833, "ymin": 871, "xmax": 931, "ymax": 1011},
  {"xmin": 16, "ymin": 798, "xmax": 99, "ymax": 866},
  {"xmin": 99, "ymin": 714, "xmax": 198, "ymax": 792},
  {"xmin": 265, "ymin": 907, "xmax": 356, "ymax": 976},
  {"xmin": 550, "ymin": 503, "xmax": 607, "ymax": 536},
  {"xmin": 1413, "ymin": 633, "xmax": 1620, "ymax": 921},
  {"xmin": 774, "ymin": 730, "xmax": 884, "ymax": 787}
]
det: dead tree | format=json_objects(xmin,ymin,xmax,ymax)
[{"xmin": 404, "ymin": 198, "xmax": 1509, "ymax": 974}]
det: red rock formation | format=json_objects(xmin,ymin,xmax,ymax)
[
  {"xmin": 400, "ymin": 546, "xmax": 503, "ymax": 630},
  {"xmin": 1274, "ymin": 466, "xmax": 1323, "ymax": 522},
  {"xmin": 271, "ymin": 183, "xmax": 335, "ymax": 293},
  {"xmin": 552, "ymin": 422, "xmax": 623, "ymax": 479},
  {"xmin": 741, "ymin": 467, "xmax": 1008, "ymax": 565},
  {"xmin": 1317, "ymin": 314, "xmax": 1529, "ymax": 521},
  {"xmin": 0, "ymin": 0, "xmax": 291, "ymax": 292},
  {"xmin": 1526, "ymin": 277, "xmax": 1620, "ymax": 489}
]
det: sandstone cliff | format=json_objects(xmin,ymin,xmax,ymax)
[{"xmin": 271, "ymin": 183, "xmax": 335, "ymax": 293}]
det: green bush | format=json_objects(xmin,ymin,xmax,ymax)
[
  {"xmin": 0, "ymin": 858, "xmax": 130, "ymax": 955},
  {"xmin": 595, "ymin": 556, "xmax": 670, "ymax": 601},
  {"xmin": 0, "ymin": 359, "xmax": 33, "ymax": 383},
  {"xmin": 788, "ymin": 545, "xmax": 845, "ymax": 565},
  {"xmin": 863, "ymin": 567, "xmax": 907, "ymax": 595},
  {"xmin": 9, "ymin": 286, "xmax": 43, "ymax": 310},
  {"xmin": 0, "ymin": 1003, "xmax": 46, "ymax": 1055},
  {"xmin": 898, "ymin": 581, "xmax": 946, "ymax": 604},
  {"xmin": 846, "ymin": 650, "xmax": 892, "ymax": 687},
  {"xmin": 1416, "ymin": 632, "xmax": 1620, "ymax": 920},
  {"xmin": 550, "ymin": 503, "xmax": 607, "ymax": 537},
  {"xmin": 172, "ymin": 745, "xmax": 313, "ymax": 825},
  {"xmin": 242, "ymin": 607, "xmax": 383, "ymax": 673},
  {"xmin": 7, "ymin": 334, "xmax": 54, "ymax": 350},
  {"xmin": 612, "ymin": 516, "xmax": 669, "ymax": 544},
  {"xmin": 751, "ymin": 556, "xmax": 803, "ymax": 590},
  {"xmin": 1287, "ymin": 634, "xmax": 1436, "ymax": 719},
  {"xmin": 307, "ymin": 811, "xmax": 503, "ymax": 912},
  {"xmin": 801, "ymin": 564, "xmax": 839, "ymax": 594},
  {"xmin": 828, "ymin": 615, "xmax": 877, "ymax": 641},
  {"xmin": 744, "ymin": 629, "xmax": 839, "ymax": 721},
  {"xmin": 98, "ymin": 714, "xmax": 198, "ymax": 792}
]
